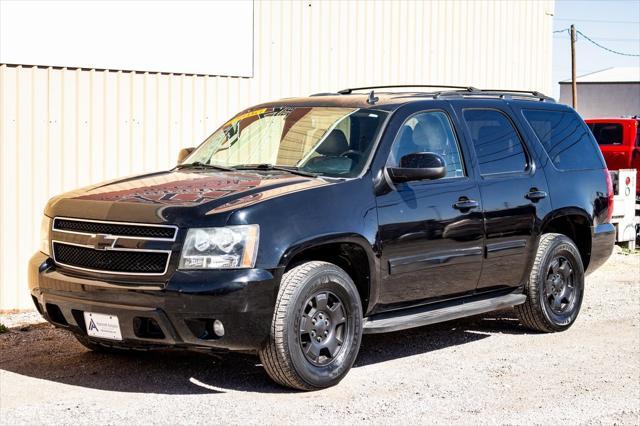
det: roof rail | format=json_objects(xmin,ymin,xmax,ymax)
[
  {"xmin": 337, "ymin": 84, "xmax": 477, "ymax": 94},
  {"xmin": 433, "ymin": 88, "xmax": 555, "ymax": 102},
  {"xmin": 314, "ymin": 85, "xmax": 555, "ymax": 103},
  {"xmin": 479, "ymin": 89, "xmax": 555, "ymax": 101}
]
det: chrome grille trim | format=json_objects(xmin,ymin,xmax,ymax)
[
  {"xmin": 52, "ymin": 216, "xmax": 178, "ymax": 241},
  {"xmin": 52, "ymin": 240, "xmax": 172, "ymax": 276},
  {"xmin": 50, "ymin": 216, "xmax": 177, "ymax": 276}
]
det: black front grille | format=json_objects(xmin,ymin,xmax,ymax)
[
  {"xmin": 53, "ymin": 218, "xmax": 176, "ymax": 240},
  {"xmin": 53, "ymin": 243, "xmax": 168, "ymax": 274}
]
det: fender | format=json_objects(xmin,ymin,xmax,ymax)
[
  {"xmin": 538, "ymin": 207, "xmax": 595, "ymax": 271},
  {"xmin": 278, "ymin": 232, "xmax": 380, "ymax": 315},
  {"xmin": 540, "ymin": 207, "xmax": 593, "ymax": 232},
  {"xmin": 507, "ymin": 207, "xmax": 593, "ymax": 288}
]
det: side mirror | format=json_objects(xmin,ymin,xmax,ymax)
[
  {"xmin": 177, "ymin": 147, "xmax": 195, "ymax": 165},
  {"xmin": 386, "ymin": 152, "xmax": 446, "ymax": 183}
]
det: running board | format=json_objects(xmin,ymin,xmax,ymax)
[{"xmin": 363, "ymin": 293, "xmax": 527, "ymax": 334}]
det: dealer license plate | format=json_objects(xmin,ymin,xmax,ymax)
[{"xmin": 84, "ymin": 312, "xmax": 122, "ymax": 341}]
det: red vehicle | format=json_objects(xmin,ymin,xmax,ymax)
[{"xmin": 586, "ymin": 117, "xmax": 640, "ymax": 197}]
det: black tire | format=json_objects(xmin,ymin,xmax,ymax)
[
  {"xmin": 259, "ymin": 261, "xmax": 363, "ymax": 390},
  {"xmin": 516, "ymin": 233, "xmax": 585, "ymax": 333}
]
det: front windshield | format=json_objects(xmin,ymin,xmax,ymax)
[{"xmin": 185, "ymin": 106, "xmax": 388, "ymax": 177}]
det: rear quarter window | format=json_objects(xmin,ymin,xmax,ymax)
[{"xmin": 522, "ymin": 109, "xmax": 604, "ymax": 171}]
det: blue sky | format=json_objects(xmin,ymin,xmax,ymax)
[{"xmin": 552, "ymin": 0, "xmax": 640, "ymax": 97}]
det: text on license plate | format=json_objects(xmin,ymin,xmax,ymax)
[{"xmin": 84, "ymin": 312, "xmax": 122, "ymax": 341}]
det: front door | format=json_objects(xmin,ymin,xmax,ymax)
[
  {"xmin": 375, "ymin": 108, "xmax": 484, "ymax": 310},
  {"xmin": 454, "ymin": 103, "xmax": 552, "ymax": 290}
]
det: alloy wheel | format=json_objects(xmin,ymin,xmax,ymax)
[
  {"xmin": 544, "ymin": 255, "xmax": 577, "ymax": 315},
  {"xmin": 299, "ymin": 291, "xmax": 349, "ymax": 366}
]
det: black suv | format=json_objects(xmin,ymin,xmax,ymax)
[{"xmin": 30, "ymin": 85, "xmax": 615, "ymax": 390}]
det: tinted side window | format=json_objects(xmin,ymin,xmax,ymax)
[
  {"xmin": 388, "ymin": 111, "xmax": 465, "ymax": 178},
  {"xmin": 462, "ymin": 109, "xmax": 528, "ymax": 175},
  {"xmin": 523, "ymin": 109, "xmax": 603, "ymax": 170},
  {"xmin": 587, "ymin": 123, "xmax": 623, "ymax": 145}
]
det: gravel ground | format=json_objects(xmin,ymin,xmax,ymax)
[{"xmin": 1, "ymin": 250, "xmax": 639, "ymax": 425}]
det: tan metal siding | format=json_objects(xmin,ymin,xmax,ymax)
[{"xmin": 0, "ymin": 0, "xmax": 554, "ymax": 310}]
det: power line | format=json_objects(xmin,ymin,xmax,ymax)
[
  {"xmin": 576, "ymin": 29, "xmax": 640, "ymax": 57},
  {"xmin": 552, "ymin": 27, "xmax": 640, "ymax": 57}
]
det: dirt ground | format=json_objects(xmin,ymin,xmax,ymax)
[{"xmin": 1, "ymin": 249, "xmax": 639, "ymax": 425}]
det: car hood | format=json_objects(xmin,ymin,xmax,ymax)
[{"xmin": 45, "ymin": 169, "xmax": 330, "ymax": 226}]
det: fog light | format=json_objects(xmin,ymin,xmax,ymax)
[{"xmin": 213, "ymin": 319, "xmax": 225, "ymax": 337}]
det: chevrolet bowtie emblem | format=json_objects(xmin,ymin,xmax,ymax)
[{"xmin": 87, "ymin": 234, "xmax": 117, "ymax": 250}]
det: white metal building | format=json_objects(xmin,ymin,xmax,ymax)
[
  {"xmin": 559, "ymin": 67, "xmax": 640, "ymax": 118},
  {"xmin": 0, "ymin": 0, "xmax": 555, "ymax": 311}
]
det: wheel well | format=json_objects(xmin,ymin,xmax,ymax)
[
  {"xmin": 285, "ymin": 243, "xmax": 371, "ymax": 311},
  {"xmin": 542, "ymin": 215, "xmax": 592, "ymax": 269}
]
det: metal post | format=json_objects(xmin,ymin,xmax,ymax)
[{"xmin": 571, "ymin": 25, "xmax": 577, "ymax": 109}]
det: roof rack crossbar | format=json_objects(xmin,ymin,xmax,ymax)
[{"xmin": 337, "ymin": 84, "xmax": 477, "ymax": 94}]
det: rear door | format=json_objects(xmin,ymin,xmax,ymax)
[{"xmin": 453, "ymin": 101, "xmax": 552, "ymax": 291}]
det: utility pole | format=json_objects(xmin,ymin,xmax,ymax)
[{"xmin": 571, "ymin": 24, "xmax": 577, "ymax": 109}]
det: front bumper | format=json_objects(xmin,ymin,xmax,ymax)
[
  {"xmin": 586, "ymin": 223, "xmax": 616, "ymax": 275},
  {"xmin": 29, "ymin": 252, "xmax": 281, "ymax": 351}
]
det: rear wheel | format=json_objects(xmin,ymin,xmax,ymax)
[
  {"xmin": 259, "ymin": 261, "xmax": 363, "ymax": 390},
  {"xmin": 516, "ymin": 233, "xmax": 585, "ymax": 332}
]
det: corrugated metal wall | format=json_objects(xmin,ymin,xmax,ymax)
[{"xmin": 0, "ymin": 0, "xmax": 554, "ymax": 310}]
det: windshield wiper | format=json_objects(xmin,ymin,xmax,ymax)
[
  {"xmin": 233, "ymin": 164, "xmax": 317, "ymax": 177},
  {"xmin": 175, "ymin": 161, "xmax": 234, "ymax": 172}
]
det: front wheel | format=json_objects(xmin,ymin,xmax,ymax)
[{"xmin": 259, "ymin": 261, "xmax": 363, "ymax": 390}]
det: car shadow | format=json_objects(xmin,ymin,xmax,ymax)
[
  {"xmin": 0, "ymin": 310, "xmax": 530, "ymax": 395},
  {"xmin": 354, "ymin": 309, "xmax": 528, "ymax": 368}
]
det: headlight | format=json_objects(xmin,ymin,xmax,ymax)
[
  {"xmin": 179, "ymin": 225, "xmax": 259, "ymax": 269},
  {"xmin": 40, "ymin": 216, "xmax": 52, "ymax": 256}
]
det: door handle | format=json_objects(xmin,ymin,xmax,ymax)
[
  {"xmin": 525, "ymin": 189, "xmax": 547, "ymax": 202},
  {"xmin": 453, "ymin": 198, "xmax": 479, "ymax": 211}
]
